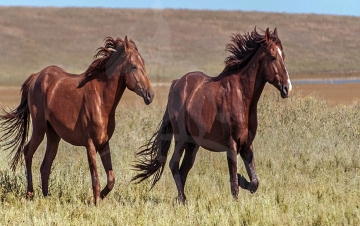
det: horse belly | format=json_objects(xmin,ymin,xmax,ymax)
[
  {"xmin": 46, "ymin": 89, "xmax": 85, "ymax": 145},
  {"xmin": 186, "ymin": 109, "xmax": 228, "ymax": 152},
  {"xmin": 48, "ymin": 116, "xmax": 85, "ymax": 146}
]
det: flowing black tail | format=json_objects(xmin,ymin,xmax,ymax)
[
  {"xmin": 132, "ymin": 107, "xmax": 173, "ymax": 189},
  {"xmin": 0, "ymin": 74, "xmax": 35, "ymax": 171}
]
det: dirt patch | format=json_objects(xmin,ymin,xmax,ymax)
[
  {"xmin": 293, "ymin": 83, "xmax": 360, "ymax": 105},
  {"xmin": 0, "ymin": 86, "xmax": 21, "ymax": 107}
]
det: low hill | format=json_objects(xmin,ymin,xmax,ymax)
[{"xmin": 1, "ymin": 7, "xmax": 360, "ymax": 85}]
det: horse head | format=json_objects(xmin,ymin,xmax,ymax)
[
  {"xmin": 261, "ymin": 28, "xmax": 292, "ymax": 98},
  {"xmin": 119, "ymin": 36, "xmax": 154, "ymax": 105}
]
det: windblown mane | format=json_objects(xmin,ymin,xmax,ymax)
[
  {"xmin": 85, "ymin": 37, "xmax": 137, "ymax": 76},
  {"xmin": 220, "ymin": 27, "xmax": 282, "ymax": 75},
  {"xmin": 78, "ymin": 37, "xmax": 137, "ymax": 87}
]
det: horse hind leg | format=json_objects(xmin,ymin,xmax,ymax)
[
  {"xmin": 40, "ymin": 123, "xmax": 60, "ymax": 197},
  {"xmin": 24, "ymin": 127, "xmax": 46, "ymax": 198},
  {"xmin": 179, "ymin": 142, "xmax": 199, "ymax": 189},
  {"xmin": 169, "ymin": 140, "xmax": 186, "ymax": 204}
]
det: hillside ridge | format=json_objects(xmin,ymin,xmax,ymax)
[{"xmin": 0, "ymin": 7, "xmax": 359, "ymax": 85}]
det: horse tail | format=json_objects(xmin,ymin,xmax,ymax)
[
  {"xmin": 132, "ymin": 106, "xmax": 173, "ymax": 189},
  {"xmin": 0, "ymin": 74, "xmax": 36, "ymax": 172}
]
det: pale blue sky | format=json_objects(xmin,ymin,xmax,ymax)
[{"xmin": 0, "ymin": 0, "xmax": 359, "ymax": 17}]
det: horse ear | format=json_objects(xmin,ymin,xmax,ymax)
[
  {"xmin": 265, "ymin": 28, "xmax": 271, "ymax": 43},
  {"xmin": 273, "ymin": 27, "xmax": 278, "ymax": 38},
  {"xmin": 124, "ymin": 36, "xmax": 129, "ymax": 52}
]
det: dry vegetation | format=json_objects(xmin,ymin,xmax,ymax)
[
  {"xmin": 0, "ymin": 7, "xmax": 360, "ymax": 85},
  {"xmin": 0, "ymin": 91, "xmax": 359, "ymax": 225},
  {"xmin": 0, "ymin": 6, "xmax": 360, "ymax": 226}
]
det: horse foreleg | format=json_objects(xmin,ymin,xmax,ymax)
[
  {"xmin": 40, "ymin": 126, "xmax": 60, "ymax": 196},
  {"xmin": 98, "ymin": 142, "xmax": 115, "ymax": 199},
  {"xmin": 227, "ymin": 146, "xmax": 239, "ymax": 200},
  {"xmin": 239, "ymin": 144, "xmax": 259, "ymax": 194},
  {"xmin": 86, "ymin": 142, "xmax": 101, "ymax": 205},
  {"xmin": 169, "ymin": 140, "xmax": 186, "ymax": 204}
]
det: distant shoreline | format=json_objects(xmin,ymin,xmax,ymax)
[{"xmin": 293, "ymin": 77, "xmax": 360, "ymax": 85}]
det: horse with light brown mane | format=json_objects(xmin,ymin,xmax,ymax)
[
  {"xmin": 0, "ymin": 36, "xmax": 154, "ymax": 205},
  {"xmin": 132, "ymin": 28, "xmax": 292, "ymax": 204}
]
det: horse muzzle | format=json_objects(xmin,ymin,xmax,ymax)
[
  {"xmin": 144, "ymin": 90, "xmax": 154, "ymax": 105},
  {"xmin": 280, "ymin": 80, "xmax": 292, "ymax": 98}
]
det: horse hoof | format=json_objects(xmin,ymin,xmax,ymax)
[
  {"xmin": 26, "ymin": 191, "xmax": 34, "ymax": 200},
  {"xmin": 86, "ymin": 196, "xmax": 95, "ymax": 205},
  {"xmin": 172, "ymin": 197, "xmax": 186, "ymax": 206},
  {"xmin": 232, "ymin": 194, "xmax": 239, "ymax": 201},
  {"xmin": 237, "ymin": 173, "xmax": 250, "ymax": 190},
  {"xmin": 178, "ymin": 198, "xmax": 186, "ymax": 205},
  {"xmin": 248, "ymin": 183, "xmax": 258, "ymax": 194}
]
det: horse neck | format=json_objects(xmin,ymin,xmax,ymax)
[
  {"xmin": 106, "ymin": 72, "xmax": 127, "ymax": 115},
  {"xmin": 221, "ymin": 59, "xmax": 266, "ymax": 113},
  {"xmin": 87, "ymin": 68, "xmax": 126, "ymax": 116}
]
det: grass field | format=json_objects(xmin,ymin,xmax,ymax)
[
  {"xmin": 0, "ymin": 6, "xmax": 360, "ymax": 225},
  {"xmin": 0, "ymin": 90, "xmax": 359, "ymax": 225}
]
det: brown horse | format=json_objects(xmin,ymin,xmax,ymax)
[
  {"xmin": 132, "ymin": 28, "xmax": 292, "ymax": 203},
  {"xmin": 0, "ymin": 36, "xmax": 154, "ymax": 205}
]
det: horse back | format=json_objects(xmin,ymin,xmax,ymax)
[
  {"xmin": 28, "ymin": 65, "xmax": 83, "ymax": 109},
  {"xmin": 167, "ymin": 71, "xmax": 212, "ymax": 113}
]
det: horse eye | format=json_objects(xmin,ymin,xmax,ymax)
[
  {"xmin": 132, "ymin": 65, "xmax": 137, "ymax": 70},
  {"xmin": 271, "ymin": 56, "xmax": 276, "ymax": 61}
]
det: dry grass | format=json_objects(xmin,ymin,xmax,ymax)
[
  {"xmin": 0, "ymin": 90, "xmax": 359, "ymax": 225},
  {"xmin": 0, "ymin": 7, "xmax": 360, "ymax": 225},
  {"xmin": 0, "ymin": 7, "xmax": 360, "ymax": 85}
]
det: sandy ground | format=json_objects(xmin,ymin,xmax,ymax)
[
  {"xmin": 293, "ymin": 83, "xmax": 360, "ymax": 105},
  {"xmin": 1, "ymin": 82, "xmax": 360, "ymax": 108}
]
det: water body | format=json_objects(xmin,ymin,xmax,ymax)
[{"xmin": 293, "ymin": 78, "xmax": 360, "ymax": 85}]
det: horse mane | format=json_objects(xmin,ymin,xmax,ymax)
[
  {"xmin": 219, "ymin": 27, "xmax": 282, "ymax": 77},
  {"xmin": 78, "ymin": 37, "xmax": 137, "ymax": 87}
]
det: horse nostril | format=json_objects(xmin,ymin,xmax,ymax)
[
  {"xmin": 147, "ymin": 91, "xmax": 154, "ymax": 101},
  {"xmin": 283, "ymin": 86, "xmax": 288, "ymax": 95}
]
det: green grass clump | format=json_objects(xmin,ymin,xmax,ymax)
[{"xmin": 0, "ymin": 91, "xmax": 359, "ymax": 225}]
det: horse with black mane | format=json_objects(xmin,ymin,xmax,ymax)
[
  {"xmin": 132, "ymin": 28, "xmax": 292, "ymax": 203},
  {"xmin": 0, "ymin": 36, "xmax": 154, "ymax": 205}
]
